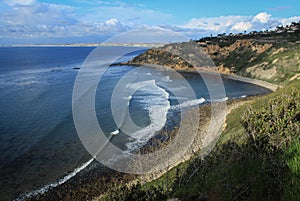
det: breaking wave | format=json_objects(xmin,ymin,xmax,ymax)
[{"xmin": 15, "ymin": 158, "xmax": 95, "ymax": 201}]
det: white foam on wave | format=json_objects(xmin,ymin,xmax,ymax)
[
  {"xmin": 162, "ymin": 75, "xmax": 172, "ymax": 82},
  {"xmin": 122, "ymin": 77, "xmax": 205, "ymax": 152},
  {"xmin": 110, "ymin": 129, "xmax": 120, "ymax": 135},
  {"xmin": 124, "ymin": 80, "xmax": 170, "ymax": 152},
  {"xmin": 207, "ymin": 97, "xmax": 229, "ymax": 102},
  {"xmin": 122, "ymin": 95, "xmax": 132, "ymax": 100},
  {"xmin": 229, "ymin": 94, "xmax": 248, "ymax": 100},
  {"xmin": 127, "ymin": 80, "xmax": 170, "ymax": 109},
  {"xmin": 170, "ymin": 97, "xmax": 206, "ymax": 110},
  {"xmin": 122, "ymin": 95, "xmax": 133, "ymax": 106},
  {"xmin": 15, "ymin": 157, "xmax": 95, "ymax": 201}
]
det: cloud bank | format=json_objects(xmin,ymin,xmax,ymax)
[
  {"xmin": 0, "ymin": 0, "xmax": 300, "ymax": 44},
  {"xmin": 178, "ymin": 12, "xmax": 300, "ymax": 38}
]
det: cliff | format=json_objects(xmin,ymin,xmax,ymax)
[{"xmin": 116, "ymin": 22, "xmax": 300, "ymax": 84}]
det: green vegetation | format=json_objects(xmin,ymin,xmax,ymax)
[
  {"xmin": 222, "ymin": 49, "xmax": 256, "ymax": 72},
  {"xmin": 101, "ymin": 22, "xmax": 300, "ymax": 201},
  {"xmin": 197, "ymin": 22, "xmax": 300, "ymax": 46},
  {"xmin": 241, "ymin": 89, "xmax": 299, "ymax": 152},
  {"xmin": 124, "ymin": 22, "xmax": 300, "ymax": 84},
  {"xmin": 210, "ymin": 40, "xmax": 300, "ymax": 84},
  {"xmin": 102, "ymin": 80, "xmax": 300, "ymax": 201}
]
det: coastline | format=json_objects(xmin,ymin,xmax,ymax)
[
  {"xmin": 220, "ymin": 73, "xmax": 278, "ymax": 92},
  {"xmin": 137, "ymin": 98, "xmax": 255, "ymax": 182},
  {"xmin": 8, "ymin": 22, "xmax": 299, "ymax": 200},
  {"xmin": 0, "ymin": 43, "xmax": 164, "ymax": 48},
  {"xmin": 97, "ymin": 61, "xmax": 279, "ymax": 198},
  {"xmin": 177, "ymin": 70, "xmax": 278, "ymax": 92},
  {"xmin": 25, "ymin": 96, "xmax": 258, "ymax": 201},
  {"xmin": 94, "ymin": 96, "xmax": 259, "ymax": 201},
  {"xmin": 110, "ymin": 62, "xmax": 278, "ymax": 92},
  {"xmin": 22, "ymin": 64, "xmax": 276, "ymax": 200},
  {"xmin": 126, "ymin": 65, "xmax": 277, "ymax": 181}
]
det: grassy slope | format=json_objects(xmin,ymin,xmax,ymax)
[
  {"xmin": 103, "ymin": 80, "xmax": 299, "ymax": 201},
  {"xmin": 182, "ymin": 81, "xmax": 298, "ymax": 199},
  {"xmin": 187, "ymin": 80, "xmax": 300, "ymax": 201},
  {"xmin": 102, "ymin": 33, "xmax": 300, "ymax": 201},
  {"xmin": 155, "ymin": 80, "xmax": 299, "ymax": 201},
  {"xmin": 238, "ymin": 44, "xmax": 300, "ymax": 84}
]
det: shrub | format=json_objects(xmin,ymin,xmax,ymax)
[{"xmin": 241, "ymin": 89, "xmax": 300, "ymax": 152}]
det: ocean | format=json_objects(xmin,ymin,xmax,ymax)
[{"xmin": 0, "ymin": 46, "xmax": 271, "ymax": 200}]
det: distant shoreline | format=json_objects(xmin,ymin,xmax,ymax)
[{"xmin": 0, "ymin": 43, "xmax": 164, "ymax": 48}]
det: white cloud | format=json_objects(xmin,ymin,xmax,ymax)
[
  {"xmin": 280, "ymin": 16, "xmax": 300, "ymax": 26},
  {"xmin": 178, "ymin": 12, "xmax": 300, "ymax": 38},
  {"xmin": 183, "ymin": 16, "xmax": 250, "ymax": 32},
  {"xmin": 0, "ymin": 0, "xmax": 173, "ymax": 43},
  {"xmin": 105, "ymin": 18, "xmax": 119, "ymax": 26},
  {"xmin": 0, "ymin": 0, "xmax": 300, "ymax": 45},
  {"xmin": 3, "ymin": 0, "xmax": 36, "ymax": 6},
  {"xmin": 95, "ymin": 18, "xmax": 129, "ymax": 33},
  {"xmin": 231, "ymin": 22, "xmax": 253, "ymax": 32},
  {"xmin": 253, "ymin": 12, "xmax": 271, "ymax": 23}
]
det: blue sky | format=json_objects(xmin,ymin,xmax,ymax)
[{"xmin": 1, "ymin": 0, "xmax": 300, "ymax": 44}]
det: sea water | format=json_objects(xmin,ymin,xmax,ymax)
[{"xmin": 0, "ymin": 47, "xmax": 271, "ymax": 200}]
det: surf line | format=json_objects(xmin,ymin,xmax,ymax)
[
  {"xmin": 15, "ymin": 135, "xmax": 114, "ymax": 201},
  {"xmin": 15, "ymin": 157, "xmax": 94, "ymax": 201}
]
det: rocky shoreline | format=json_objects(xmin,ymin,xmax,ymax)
[
  {"xmin": 24, "ymin": 95, "xmax": 261, "ymax": 201},
  {"xmin": 68, "ymin": 24, "xmax": 296, "ymax": 200},
  {"xmin": 111, "ymin": 60, "xmax": 278, "ymax": 92},
  {"xmin": 25, "ymin": 32, "xmax": 297, "ymax": 200},
  {"xmin": 30, "ymin": 55, "xmax": 279, "ymax": 201}
]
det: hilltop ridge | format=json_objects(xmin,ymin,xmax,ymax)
[{"xmin": 116, "ymin": 21, "xmax": 300, "ymax": 84}]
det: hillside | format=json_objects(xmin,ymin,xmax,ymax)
[
  {"xmin": 101, "ymin": 77, "xmax": 300, "ymax": 201},
  {"xmin": 102, "ymin": 23, "xmax": 300, "ymax": 201},
  {"xmin": 117, "ymin": 22, "xmax": 300, "ymax": 84}
]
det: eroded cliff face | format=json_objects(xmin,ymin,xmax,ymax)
[
  {"xmin": 122, "ymin": 37, "xmax": 300, "ymax": 83},
  {"xmin": 128, "ymin": 42, "xmax": 212, "ymax": 71},
  {"xmin": 130, "ymin": 48, "xmax": 193, "ymax": 71},
  {"xmin": 205, "ymin": 39, "xmax": 273, "ymax": 65},
  {"xmin": 211, "ymin": 39, "xmax": 300, "ymax": 83}
]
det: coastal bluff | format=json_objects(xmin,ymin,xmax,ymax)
[{"xmin": 113, "ymin": 22, "xmax": 300, "ymax": 84}]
